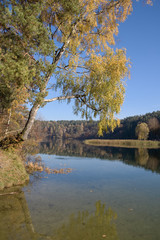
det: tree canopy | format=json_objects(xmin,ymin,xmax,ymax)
[
  {"xmin": 135, "ymin": 122, "xmax": 149, "ymax": 140},
  {"xmin": 0, "ymin": 0, "xmax": 152, "ymax": 140}
]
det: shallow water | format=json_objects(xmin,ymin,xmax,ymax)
[{"xmin": 0, "ymin": 140, "xmax": 160, "ymax": 240}]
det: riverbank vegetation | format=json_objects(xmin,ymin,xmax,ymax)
[
  {"xmin": 84, "ymin": 139, "xmax": 160, "ymax": 149},
  {"xmin": 0, "ymin": 149, "xmax": 29, "ymax": 190},
  {"xmin": 0, "ymin": 146, "xmax": 72, "ymax": 190},
  {"xmin": 25, "ymin": 155, "xmax": 72, "ymax": 174}
]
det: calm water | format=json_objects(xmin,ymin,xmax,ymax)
[{"xmin": 0, "ymin": 140, "xmax": 160, "ymax": 240}]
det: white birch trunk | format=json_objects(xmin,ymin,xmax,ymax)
[{"xmin": 21, "ymin": 103, "xmax": 40, "ymax": 140}]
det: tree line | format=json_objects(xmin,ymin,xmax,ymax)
[
  {"xmin": 29, "ymin": 111, "xmax": 160, "ymax": 141},
  {"xmin": 108, "ymin": 111, "xmax": 160, "ymax": 140}
]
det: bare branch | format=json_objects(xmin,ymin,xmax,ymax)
[
  {"xmin": 57, "ymin": 65, "xmax": 90, "ymax": 73},
  {"xmin": 51, "ymin": 22, "xmax": 63, "ymax": 39},
  {"xmin": 44, "ymin": 95, "xmax": 79, "ymax": 103},
  {"xmin": 79, "ymin": 96, "xmax": 103, "ymax": 112},
  {"xmin": 44, "ymin": 94, "xmax": 103, "ymax": 113},
  {"xmin": 95, "ymin": 0, "xmax": 123, "ymax": 16}
]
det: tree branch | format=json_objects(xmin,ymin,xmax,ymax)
[
  {"xmin": 44, "ymin": 94, "xmax": 103, "ymax": 112},
  {"xmin": 57, "ymin": 65, "xmax": 90, "ymax": 74},
  {"xmin": 95, "ymin": 0, "xmax": 123, "ymax": 16},
  {"xmin": 79, "ymin": 96, "xmax": 103, "ymax": 112},
  {"xmin": 44, "ymin": 95, "xmax": 81, "ymax": 103}
]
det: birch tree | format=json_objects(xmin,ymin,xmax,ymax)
[{"xmin": 0, "ymin": 0, "xmax": 152, "ymax": 141}]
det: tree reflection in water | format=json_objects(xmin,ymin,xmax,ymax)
[
  {"xmin": 135, "ymin": 148, "xmax": 149, "ymax": 166},
  {"xmin": 0, "ymin": 190, "xmax": 118, "ymax": 240},
  {"xmin": 1, "ymin": 140, "xmax": 160, "ymax": 240},
  {"xmin": 39, "ymin": 139, "xmax": 160, "ymax": 174},
  {"xmin": 0, "ymin": 188, "xmax": 36, "ymax": 240},
  {"xmin": 52, "ymin": 201, "xmax": 118, "ymax": 240}
]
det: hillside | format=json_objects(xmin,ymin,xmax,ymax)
[{"xmin": 30, "ymin": 111, "xmax": 160, "ymax": 141}]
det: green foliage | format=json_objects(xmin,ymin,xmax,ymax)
[
  {"xmin": 0, "ymin": 83, "xmax": 14, "ymax": 109},
  {"xmin": 54, "ymin": 0, "xmax": 81, "ymax": 16},
  {"xmin": 0, "ymin": 0, "xmax": 55, "ymax": 109},
  {"xmin": 0, "ymin": 102, "xmax": 29, "ymax": 139},
  {"xmin": 0, "ymin": 0, "xmax": 152, "ymax": 140}
]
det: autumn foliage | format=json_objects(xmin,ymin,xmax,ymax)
[{"xmin": 0, "ymin": 0, "xmax": 153, "ymax": 141}]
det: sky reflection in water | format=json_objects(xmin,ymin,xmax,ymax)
[{"xmin": 0, "ymin": 141, "xmax": 160, "ymax": 240}]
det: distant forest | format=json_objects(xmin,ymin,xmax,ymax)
[{"xmin": 30, "ymin": 111, "xmax": 160, "ymax": 141}]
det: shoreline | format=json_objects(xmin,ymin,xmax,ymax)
[
  {"xmin": 84, "ymin": 139, "xmax": 160, "ymax": 149},
  {"xmin": 0, "ymin": 149, "xmax": 29, "ymax": 191}
]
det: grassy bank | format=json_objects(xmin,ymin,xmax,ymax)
[
  {"xmin": 0, "ymin": 149, "xmax": 29, "ymax": 190},
  {"xmin": 84, "ymin": 139, "xmax": 160, "ymax": 149}
]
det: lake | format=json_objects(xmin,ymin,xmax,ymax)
[{"xmin": 0, "ymin": 139, "xmax": 160, "ymax": 240}]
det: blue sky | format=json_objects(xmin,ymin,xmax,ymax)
[{"xmin": 37, "ymin": 0, "xmax": 160, "ymax": 121}]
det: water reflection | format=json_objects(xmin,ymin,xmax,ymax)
[
  {"xmin": 0, "ymin": 187, "xmax": 36, "ymax": 240},
  {"xmin": 39, "ymin": 139, "xmax": 160, "ymax": 174},
  {"xmin": 52, "ymin": 201, "xmax": 118, "ymax": 240},
  {"xmin": 0, "ymin": 189, "xmax": 118, "ymax": 240},
  {"xmin": 1, "ymin": 140, "xmax": 160, "ymax": 240},
  {"xmin": 135, "ymin": 148, "xmax": 149, "ymax": 166}
]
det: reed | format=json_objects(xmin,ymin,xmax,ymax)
[{"xmin": 84, "ymin": 139, "xmax": 160, "ymax": 149}]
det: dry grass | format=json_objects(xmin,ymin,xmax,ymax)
[
  {"xmin": 0, "ymin": 149, "xmax": 29, "ymax": 190},
  {"xmin": 84, "ymin": 139, "xmax": 160, "ymax": 149},
  {"xmin": 25, "ymin": 156, "xmax": 72, "ymax": 175},
  {"xmin": 53, "ymin": 168, "xmax": 72, "ymax": 174},
  {"xmin": 25, "ymin": 161, "xmax": 43, "ymax": 173}
]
